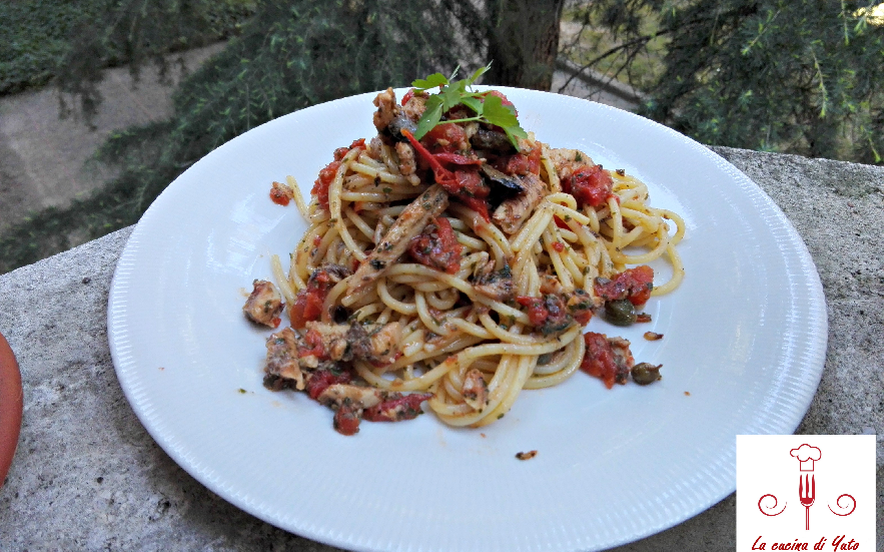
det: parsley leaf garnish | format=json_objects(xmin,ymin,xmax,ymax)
[{"xmin": 411, "ymin": 63, "xmax": 528, "ymax": 150}]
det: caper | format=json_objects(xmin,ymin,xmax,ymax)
[
  {"xmin": 604, "ymin": 299, "xmax": 636, "ymax": 326},
  {"xmin": 631, "ymin": 363, "xmax": 662, "ymax": 385}
]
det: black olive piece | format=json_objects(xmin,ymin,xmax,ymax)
[
  {"xmin": 481, "ymin": 164, "xmax": 523, "ymax": 194},
  {"xmin": 482, "ymin": 164, "xmax": 524, "ymax": 209},
  {"xmin": 631, "ymin": 363, "xmax": 662, "ymax": 385},
  {"xmin": 604, "ymin": 298, "xmax": 636, "ymax": 326},
  {"xmin": 332, "ymin": 305, "xmax": 350, "ymax": 324},
  {"xmin": 387, "ymin": 115, "xmax": 418, "ymax": 142},
  {"xmin": 470, "ymin": 128, "xmax": 516, "ymax": 153}
]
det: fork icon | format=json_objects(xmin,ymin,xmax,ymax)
[{"xmin": 799, "ymin": 473, "xmax": 815, "ymax": 530}]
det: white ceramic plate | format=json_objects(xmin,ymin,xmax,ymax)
[{"xmin": 108, "ymin": 88, "xmax": 827, "ymax": 552}]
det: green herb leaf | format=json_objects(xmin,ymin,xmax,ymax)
[
  {"xmin": 410, "ymin": 63, "xmax": 527, "ymax": 149},
  {"xmin": 460, "ymin": 95, "xmax": 484, "ymax": 115},
  {"xmin": 412, "ymin": 72, "xmax": 449, "ymax": 90},
  {"xmin": 442, "ymin": 81, "xmax": 465, "ymax": 111},
  {"xmin": 415, "ymin": 95, "xmax": 444, "ymax": 139},
  {"xmin": 468, "ymin": 64, "xmax": 491, "ymax": 85},
  {"xmin": 481, "ymin": 94, "xmax": 520, "ymax": 131}
]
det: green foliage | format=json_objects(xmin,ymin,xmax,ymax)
[
  {"xmin": 54, "ymin": 0, "xmax": 258, "ymax": 119},
  {"xmin": 581, "ymin": 0, "xmax": 884, "ymax": 164},
  {"xmin": 0, "ymin": 0, "xmax": 253, "ymax": 96},
  {"xmin": 0, "ymin": 0, "xmax": 481, "ymax": 272},
  {"xmin": 99, "ymin": 0, "xmax": 473, "ymax": 201},
  {"xmin": 560, "ymin": 1, "xmax": 669, "ymax": 92},
  {"xmin": 0, "ymin": 0, "xmax": 104, "ymax": 94}
]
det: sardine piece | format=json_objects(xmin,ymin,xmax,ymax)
[
  {"xmin": 264, "ymin": 327, "xmax": 304, "ymax": 390},
  {"xmin": 372, "ymin": 88, "xmax": 400, "ymax": 135},
  {"xmin": 347, "ymin": 184, "xmax": 449, "ymax": 295},
  {"xmin": 462, "ymin": 369, "xmax": 488, "ymax": 411},
  {"xmin": 317, "ymin": 383, "xmax": 385, "ymax": 410},
  {"xmin": 491, "ymin": 172, "xmax": 547, "ymax": 234},
  {"xmin": 472, "ymin": 258, "xmax": 514, "ymax": 302},
  {"xmin": 243, "ymin": 279, "xmax": 284, "ymax": 327},
  {"xmin": 547, "ymin": 147, "xmax": 596, "ymax": 181}
]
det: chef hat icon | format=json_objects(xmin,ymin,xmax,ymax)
[{"xmin": 790, "ymin": 444, "xmax": 822, "ymax": 471}]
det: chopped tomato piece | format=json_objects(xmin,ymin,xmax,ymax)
[
  {"xmin": 581, "ymin": 332, "xmax": 619, "ymax": 389},
  {"xmin": 311, "ymin": 139, "xmax": 366, "ymax": 210},
  {"xmin": 289, "ymin": 266, "xmax": 349, "ymax": 328},
  {"xmin": 453, "ymin": 168, "xmax": 487, "ymax": 198},
  {"xmin": 363, "ymin": 393, "xmax": 433, "ymax": 422},
  {"xmin": 498, "ymin": 145, "xmax": 541, "ymax": 176},
  {"xmin": 562, "ymin": 164, "xmax": 613, "ymax": 208},
  {"xmin": 311, "ymin": 160, "xmax": 339, "ymax": 210},
  {"xmin": 594, "ymin": 266, "xmax": 655, "ymax": 306},
  {"xmin": 457, "ymin": 195, "xmax": 488, "ymax": 221},
  {"xmin": 516, "ymin": 294, "xmax": 573, "ymax": 335},
  {"xmin": 298, "ymin": 328, "xmax": 325, "ymax": 360},
  {"xmin": 305, "ymin": 368, "xmax": 352, "ymax": 400},
  {"xmin": 408, "ymin": 217, "xmax": 463, "ymax": 274},
  {"xmin": 269, "ymin": 182, "xmax": 292, "ymax": 206},
  {"xmin": 333, "ymin": 403, "xmax": 362, "ymax": 436},
  {"xmin": 422, "ymin": 123, "xmax": 467, "ymax": 153},
  {"xmin": 290, "ymin": 289, "xmax": 323, "ymax": 329}
]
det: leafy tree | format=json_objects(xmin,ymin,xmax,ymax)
[
  {"xmin": 54, "ymin": 0, "xmax": 256, "ymax": 120},
  {"xmin": 0, "ymin": 0, "xmax": 105, "ymax": 94},
  {"xmin": 565, "ymin": 0, "xmax": 884, "ymax": 164},
  {"xmin": 2, "ymin": 0, "xmax": 882, "ymax": 273},
  {"xmin": 0, "ymin": 0, "xmax": 560, "ymax": 272}
]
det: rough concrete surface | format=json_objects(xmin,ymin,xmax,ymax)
[
  {"xmin": 0, "ymin": 145, "xmax": 881, "ymax": 551},
  {"xmin": 711, "ymin": 147, "xmax": 884, "ymax": 450}
]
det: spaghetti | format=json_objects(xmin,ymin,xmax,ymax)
[{"xmin": 243, "ymin": 81, "xmax": 685, "ymax": 435}]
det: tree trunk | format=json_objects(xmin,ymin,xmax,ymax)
[{"xmin": 484, "ymin": 0, "xmax": 565, "ymax": 90}]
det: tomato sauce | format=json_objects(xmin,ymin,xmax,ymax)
[
  {"xmin": 289, "ymin": 267, "xmax": 343, "ymax": 328},
  {"xmin": 311, "ymin": 139, "xmax": 366, "ymax": 210}
]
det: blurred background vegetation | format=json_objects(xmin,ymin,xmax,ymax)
[{"xmin": 1, "ymin": 0, "xmax": 882, "ymax": 273}]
